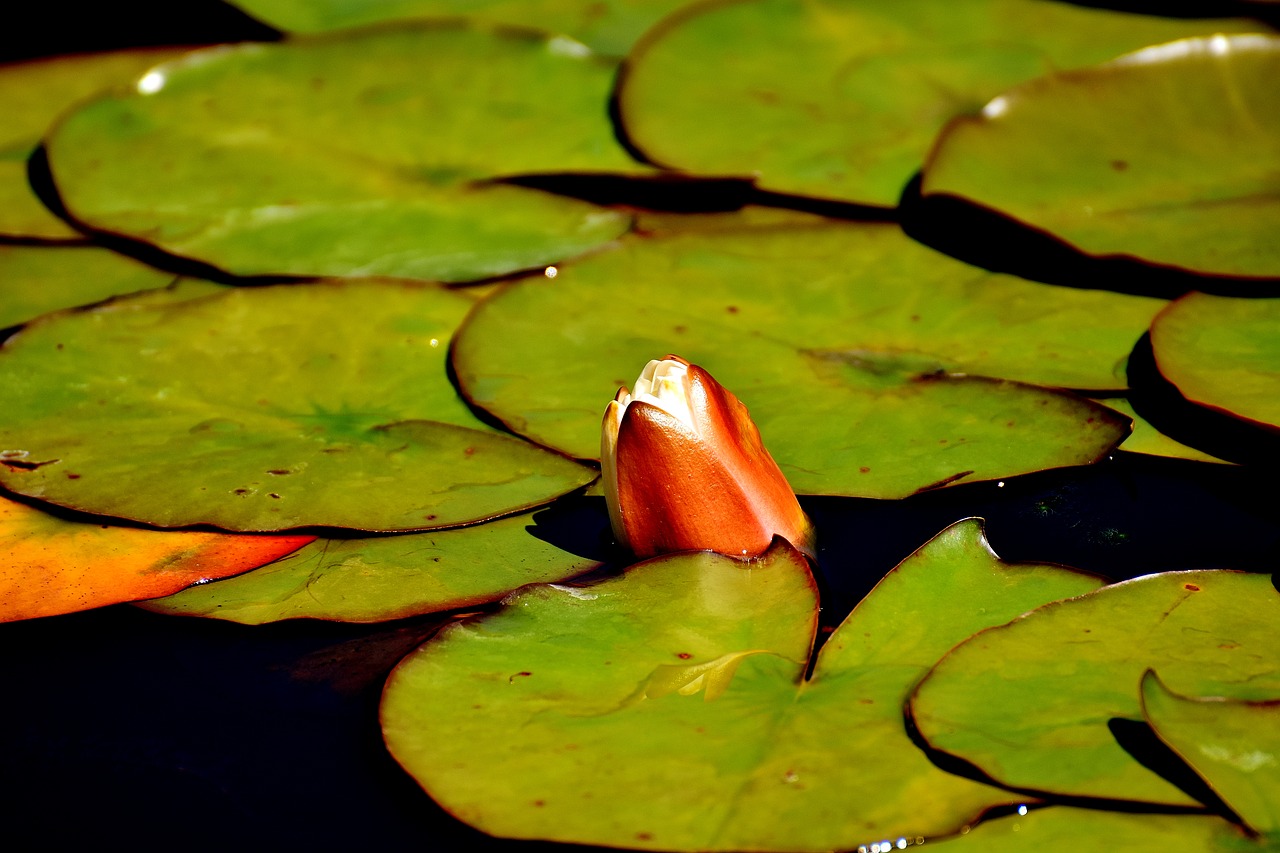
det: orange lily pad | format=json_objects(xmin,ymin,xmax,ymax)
[{"xmin": 0, "ymin": 494, "xmax": 313, "ymax": 622}]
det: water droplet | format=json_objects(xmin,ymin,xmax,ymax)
[{"xmin": 137, "ymin": 69, "xmax": 166, "ymax": 95}]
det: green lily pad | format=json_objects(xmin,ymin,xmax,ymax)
[
  {"xmin": 0, "ymin": 280, "xmax": 594, "ymax": 531},
  {"xmin": 225, "ymin": 0, "xmax": 691, "ymax": 57},
  {"xmin": 1150, "ymin": 292, "xmax": 1280, "ymax": 431},
  {"xmin": 910, "ymin": 570, "xmax": 1280, "ymax": 807},
  {"xmin": 618, "ymin": 0, "xmax": 1261, "ymax": 207},
  {"xmin": 455, "ymin": 222, "xmax": 1148, "ymax": 496},
  {"xmin": 1096, "ymin": 397, "xmax": 1232, "ymax": 464},
  {"xmin": 1143, "ymin": 671, "xmax": 1280, "ymax": 835},
  {"xmin": 381, "ymin": 519, "xmax": 1103, "ymax": 851},
  {"xmin": 139, "ymin": 505, "xmax": 607, "ymax": 623},
  {"xmin": 45, "ymin": 22, "xmax": 640, "ymax": 283},
  {"xmin": 0, "ymin": 47, "xmax": 188, "ymax": 239},
  {"xmin": 922, "ymin": 34, "xmax": 1280, "ymax": 279},
  {"xmin": 943, "ymin": 807, "xmax": 1263, "ymax": 852},
  {"xmin": 0, "ymin": 244, "xmax": 191, "ymax": 329}
]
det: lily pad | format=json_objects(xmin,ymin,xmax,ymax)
[
  {"xmin": 943, "ymin": 807, "xmax": 1262, "ymax": 852},
  {"xmin": 454, "ymin": 222, "xmax": 1147, "ymax": 496},
  {"xmin": 618, "ymin": 0, "xmax": 1261, "ymax": 207},
  {"xmin": 0, "ymin": 244, "xmax": 190, "ymax": 330},
  {"xmin": 0, "ymin": 47, "xmax": 188, "ymax": 239},
  {"xmin": 381, "ymin": 519, "xmax": 1103, "ymax": 851},
  {"xmin": 225, "ymin": 0, "xmax": 691, "ymax": 57},
  {"xmin": 139, "ymin": 504, "xmax": 608, "ymax": 623},
  {"xmin": 44, "ymin": 22, "xmax": 640, "ymax": 283},
  {"xmin": 1095, "ymin": 397, "xmax": 1232, "ymax": 464},
  {"xmin": 1150, "ymin": 292, "xmax": 1280, "ymax": 432},
  {"xmin": 922, "ymin": 34, "xmax": 1280, "ymax": 279},
  {"xmin": 0, "ymin": 494, "xmax": 312, "ymax": 622},
  {"xmin": 1143, "ymin": 671, "xmax": 1280, "ymax": 835},
  {"xmin": 910, "ymin": 570, "xmax": 1280, "ymax": 807},
  {"xmin": 0, "ymin": 280, "xmax": 594, "ymax": 531}
]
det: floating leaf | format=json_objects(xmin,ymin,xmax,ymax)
[
  {"xmin": 455, "ymin": 222, "xmax": 1146, "ymax": 495},
  {"xmin": 618, "ymin": 0, "xmax": 1260, "ymax": 207},
  {"xmin": 140, "ymin": 504, "xmax": 608, "ymax": 623},
  {"xmin": 0, "ymin": 47, "xmax": 187, "ymax": 239},
  {"xmin": 1150, "ymin": 292, "xmax": 1280, "ymax": 432},
  {"xmin": 1096, "ymin": 397, "xmax": 1231, "ymax": 464},
  {"xmin": 0, "ymin": 281, "xmax": 594, "ymax": 531},
  {"xmin": 944, "ymin": 806, "xmax": 1260, "ymax": 851},
  {"xmin": 45, "ymin": 22, "xmax": 639, "ymax": 282},
  {"xmin": 381, "ymin": 519, "xmax": 1103, "ymax": 850},
  {"xmin": 910, "ymin": 570, "xmax": 1280, "ymax": 806},
  {"xmin": 0, "ymin": 494, "xmax": 311, "ymax": 622},
  {"xmin": 225, "ymin": 0, "xmax": 691, "ymax": 57},
  {"xmin": 923, "ymin": 34, "xmax": 1280, "ymax": 279},
  {"xmin": 1143, "ymin": 671, "xmax": 1280, "ymax": 835},
  {"xmin": 0, "ymin": 244, "xmax": 191, "ymax": 330}
]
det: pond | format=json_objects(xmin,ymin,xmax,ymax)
[{"xmin": 2, "ymin": 1, "xmax": 1279, "ymax": 851}]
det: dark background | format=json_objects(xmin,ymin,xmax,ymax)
[{"xmin": 3, "ymin": 2, "xmax": 1279, "ymax": 850}]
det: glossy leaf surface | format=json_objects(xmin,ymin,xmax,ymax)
[
  {"xmin": 0, "ymin": 47, "xmax": 187, "ymax": 239},
  {"xmin": 911, "ymin": 570, "xmax": 1280, "ymax": 806},
  {"xmin": 139, "ymin": 507, "xmax": 607, "ymax": 623},
  {"xmin": 0, "ymin": 281, "xmax": 594, "ymax": 531},
  {"xmin": 225, "ymin": 0, "xmax": 691, "ymax": 56},
  {"xmin": 0, "ymin": 495, "xmax": 311, "ymax": 622},
  {"xmin": 923, "ymin": 34, "xmax": 1280, "ymax": 279},
  {"xmin": 947, "ymin": 807, "xmax": 1261, "ymax": 852},
  {"xmin": 618, "ymin": 0, "xmax": 1259, "ymax": 206},
  {"xmin": 1143, "ymin": 671, "xmax": 1280, "ymax": 835},
  {"xmin": 455, "ymin": 223, "xmax": 1144, "ymax": 495},
  {"xmin": 0, "ymin": 244, "xmax": 185, "ymax": 329},
  {"xmin": 1151, "ymin": 292, "xmax": 1280, "ymax": 431},
  {"xmin": 45, "ymin": 23, "xmax": 638, "ymax": 282},
  {"xmin": 1096, "ymin": 397, "xmax": 1230, "ymax": 464},
  {"xmin": 381, "ymin": 520, "xmax": 1102, "ymax": 850}
]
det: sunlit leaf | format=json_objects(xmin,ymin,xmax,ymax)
[
  {"xmin": 910, "ymin": 570, "xmax": 1280, "ymax": 806},
  {"xmin": 618, "ymin": 0, "xmax": 1261, "ymax": 207},
  {"xmin": 1150, "ymin": 292, "xmax": 1280, "ymax": 431},
  {"xmin": 1143, "ymin": 671, "xmax": 1280, "ymax": 835},
  {"xmin": 139, "ymin": 504, "xmax": 608, "ymax": 623},
  {"xmin": 225, "ymin": 0, "xmax": 691, "ymax": 57},
  {"xmin": 45, "ymin": 22, "xmax": 640, "ymax": 282},
  {"xmin": 1096, "ymin": 397, "xmax": 1231, "ymax": 464},
  {"xmin": 0, "ymin": 494, "xmax": 311, "ymax": 622},
  {"xmin": 923, "ymin": 34, "xmax": 1280, "ymax": 279},
  {"xmin": 0, "ymin": 280, "xmax": 595, "ymax": 531},
  {"xmin": 0, "ymin": 244, "xmax": 197, "ymax": 330},
  {"xmin": 381, "ymin": 519, "xmax": 1102, "ymax": 850},
  {"xmin": 942, "ymin": 806, "xmax": 1262, "ymax": 852},
  {"xmin": 455, "ymin": 222, "xmax": 1147, "ymax": 496},
  {"xmin": 0, "ymin": 47, "xmax": 188, "ymax": 239}
]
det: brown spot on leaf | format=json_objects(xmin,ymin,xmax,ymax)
[
  {"xmin": 1111, "ymin": 159, "xmax": 1128, "ymax": 171},
  {"xmin": 509, "ymin": 671, "xmax": 532, "ymax": 683},
  {"xmin": 859, "ymin": 466, "xmax": 871, "ymax": 473},
  {"xmin": 677, "ymin": 652, "xmax": 692, "ymax": 659},
  {"xmin": 1185, "ymin": 583, "xmax": 1201, "ymax": 591}
]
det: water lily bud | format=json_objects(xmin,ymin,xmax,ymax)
[{"xmin": 601, "ymin": 355, "xmax": 815, "ymax": 560}]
